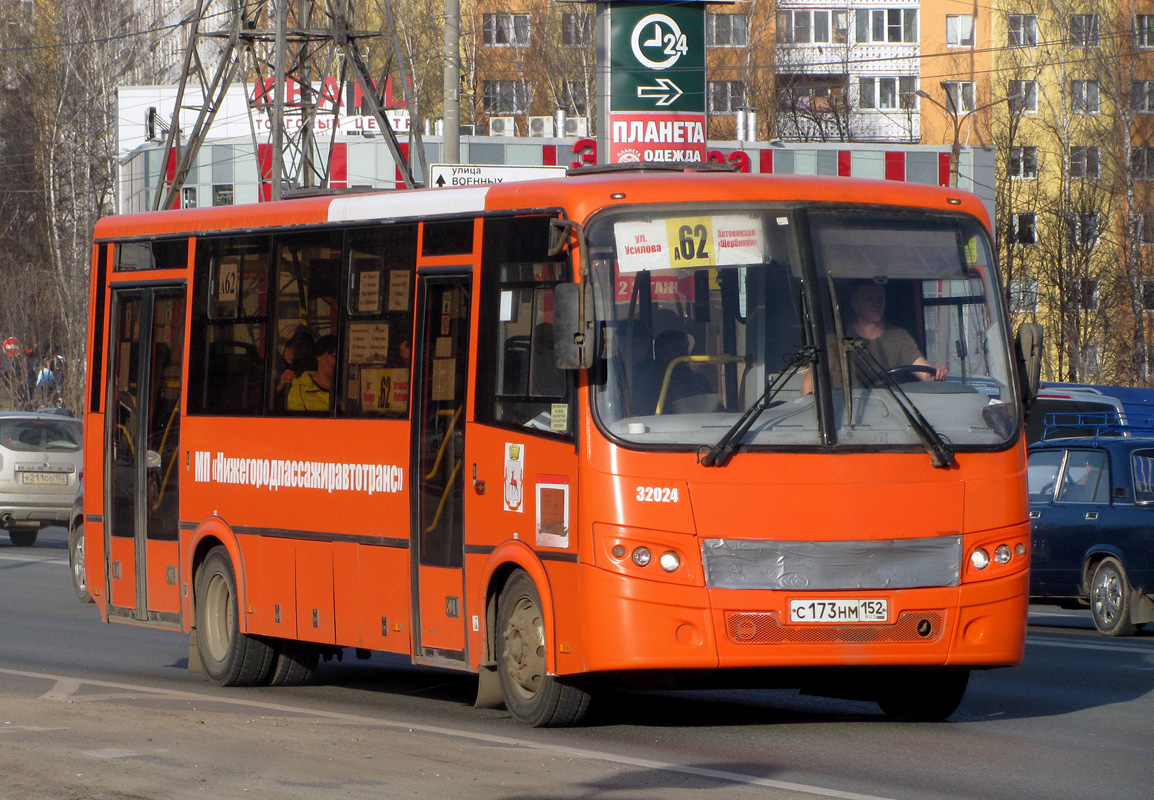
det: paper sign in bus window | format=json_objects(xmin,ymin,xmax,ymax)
[
  {"xmin": 388, "ymin": 270, "xmax": 411, "ymax": 312},
  {"xmin": 348, "ymin": 322, "xmax": 389, "ymax": 363},
  {"xmin": 358, "ymin": 270, "xmax": 382, "ymax": 313},
  {"xmin": 536, "ymin": 476, "xmax": 569, "ymax": 548}
]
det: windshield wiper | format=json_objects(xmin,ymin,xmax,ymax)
[
  {"xmin": 846, "ymin": 340, "xmax": 958, "ymax": 469},
  {"xmin": 700, "ymin": 346, "xmax": 817, "ymax": 467}
]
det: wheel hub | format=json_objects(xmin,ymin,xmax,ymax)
[{"xmin": 502, "ymin": 596, "xmax": 545, "ymax": 698}]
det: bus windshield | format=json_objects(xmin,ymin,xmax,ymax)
[{"xmin": 589, "ymin": 205, "xmax": 1017, "ymax": 451}]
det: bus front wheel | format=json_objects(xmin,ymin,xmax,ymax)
[
  {"xmin": 195, "ymin": 546, "xmax": 275, "ymax": 686},
  {"xmin": 876, "ymin": 669, "xmax": 969, "ymax": 722},
  {"xmin": 496, "ymin": 571, "xmax": 590, "ymax": 727}
]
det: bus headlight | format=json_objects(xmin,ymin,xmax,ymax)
[
  {"xmin": 994, "ymin": 545, "xmax": 1012, "ymax": 565},
  {"xmin": 659, "ymin": 551, "xmax": 681, "ymax": 572},
  {"xmin": 632, "ymin": 547, "xmax": 652, "ymax": 567},
  {"xmin": 971, "ymin": 548, "xmax": 990, "ymax": 570}
]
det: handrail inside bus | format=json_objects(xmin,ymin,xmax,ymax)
[
  {"xmin": 655, "ymin": 355, "xmax": 746, "ymax": 415},
  {"xmin": 424, "ymin": 458, "xmax": 463, "ymax": 534},
  {"xmin": 424, "ymin": 406, "xmax": 463, "ymax": 480}
]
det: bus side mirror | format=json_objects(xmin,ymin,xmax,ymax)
[
  {"xmin": 554, "ymin": 283, "xmax": 594, "ymax": 370},
  {"xmin": 1015, "ymin": 322, "xmax": 1043, "ymax": 406}
]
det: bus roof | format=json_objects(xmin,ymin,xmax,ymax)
[{"xmin": 93, "ymin": 171, "xmax": 990, "ymax": 241}]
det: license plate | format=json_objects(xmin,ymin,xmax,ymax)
[
  {"xmin": 22, "ymin": 472, "xmax": 67, "ymax": 486},
  {"xmin": 789, "ymin": 598, "xmax": 889, "ymax": 624}
]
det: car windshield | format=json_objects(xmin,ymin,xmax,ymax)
[
  {"xmin": 588, "ymin": 205, "xmax": 1018, "ymax": 451},
  {"xmin": 0, "ymin": 418, "xmax": 82, "ymax": 452}
]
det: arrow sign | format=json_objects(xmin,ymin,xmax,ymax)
[{"xmin": 637, "ymin": 78, "xmax": 684, "ymax": 107}]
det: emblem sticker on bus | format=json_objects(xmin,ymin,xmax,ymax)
[{"xmin": 636, "ymin": 486, "xmax": 679, "ymax": 503}]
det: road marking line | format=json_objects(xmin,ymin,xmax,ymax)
[
  {"xmin": 0, "ymin": 666, "xmax": 897, "ymax": 800},
  {"xmin": 1027, "ymin": 638, "xmax": 1154, "ymax": 654},
  {"xmin": 39, "ymin": 678, "xmax": 82, "ymax": 701}
]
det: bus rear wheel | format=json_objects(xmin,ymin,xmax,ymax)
[
  {"xmin": 496, "ymin": 571, "xmax": 590, "ymax": 727},
  {"xmin": 195, "ymin": 546, "xmax": 275, "ymax": 686},
  {"xmin": 267, "ymin": 640, "xmax": 319, "ymax": 686},
  {"xmin": 876, "ymin": 669, "xmax": 969, "ymax": 722}
]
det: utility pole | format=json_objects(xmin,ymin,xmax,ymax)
[
  {"xmin": 442, "ymin": 0, "xmax": 460, "ymax": 164},
  {"xmin": 152, "ymin": 0, "xmax": 421, "ymax": 210}
]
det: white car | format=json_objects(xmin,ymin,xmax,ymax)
[{"xmin": 0, "ymin": 412, "xmax": 82, "ymax": 547}]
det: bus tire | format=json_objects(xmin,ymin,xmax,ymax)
[
  {"xmin": 195, "ymin": 546, "xmax": 275, "ymax": 686},
  {"xmin": 68, "ymin": 523, "xmax": 93, "ymax": 603},
  {"xmin": 1090, "ymin": 558, "xmax": 1137, "ymax": 636},
  {"xmin": 496, "ymin": 571, "xmax": 590, "ymax": 727},
  {"xmin": 267, "ymin": 640, "xmax": 319, "ymax": 686},
  {"xmin": 876, "ymin": 669, "xmax": 969, "ymax": 722}
]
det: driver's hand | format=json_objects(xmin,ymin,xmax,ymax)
[{"xmin": 932, "ymin": 363, "xmax": 949, "ymax": 381}]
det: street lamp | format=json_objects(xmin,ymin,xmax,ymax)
[{"xmin": 916, "ymin": 82, "xmax": 1006, "ymax": 188}]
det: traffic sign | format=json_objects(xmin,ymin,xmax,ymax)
[
  {"xmin": 428, "ymin": 164, "xmax": 566, "ymax": 188},
  {"xmin": 610, "ymin": 3, "xmax": 705, "ymax": 114},
  {"xmin": 3, "ymin": 337, "xmax": 20, "ymax": 357}
]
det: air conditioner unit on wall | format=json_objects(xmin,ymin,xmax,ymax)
[
  {"xmin": 489, "ymin": 116, "xmax": 516, "ymax": 136},
  {"xmin": 565, "ymin": 117, "xmax": 588, "ymax": 137},
  {"xmin": 528, "ymin": 116, "xmax": 553, "ymax": 137}
]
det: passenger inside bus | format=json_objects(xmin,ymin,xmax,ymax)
[
  {"xmin": 287, "ymin": 335, "xmax": 336, "ymax": 411},
  {"xmin": 801, "ymin": 280, "xmax": 948, "ymax": 394}
]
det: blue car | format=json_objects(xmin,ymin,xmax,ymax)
[{"xmin": 1028, "ymin": 425, "xmax": 1154, "ymax": 635}]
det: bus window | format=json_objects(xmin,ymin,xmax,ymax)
[
  {"xmin": 589, "ymin": 209, "xmax": 814, "ymax": 445},
  {"xmin": 477, "ymin": 216, "xmax": 571, "ymax": 435},
  {"xmin": 116, "ymin": 239, "xmax": 188, "ymax": 272},
  {"xmin": 343, "ymin": 224, "xmax": 417, "ymax": 417},
  {"xmin": 188, "ymin": 236, "xmax": 271, "ymax": 416},
  {"xmin": 272, "ymin": 232, "xmax": 343, "ymax": 414}
]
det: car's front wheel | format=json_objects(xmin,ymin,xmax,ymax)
[{"xmin": 1090, "ymin": 557, "xmax": 1137, "ymax": 636}]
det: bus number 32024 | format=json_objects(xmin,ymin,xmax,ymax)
[{"xmin": 636, "ymin": 486, "xmax": 679, "ymax": 503}]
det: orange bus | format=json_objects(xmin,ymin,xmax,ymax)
[{"xmin": 82, "ymin": 168, "xmax": 1038, "ymax": 726}]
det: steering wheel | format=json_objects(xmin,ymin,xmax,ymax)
[{"xmin": 881, "ymin": 364, "xmax": 936, "ymax": 384}]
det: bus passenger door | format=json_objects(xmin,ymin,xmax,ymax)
[
  {"xmin": 106, "ymin": 286, "xmax": 185, "ymax": 625},
  {"xmin": 411, "ymin": 274, "xmax": 471, "ymax": 663}
]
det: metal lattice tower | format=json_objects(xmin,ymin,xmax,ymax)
[{"xmin": 151, "ymin": 0, "xmax": 421, "ymax": 210}]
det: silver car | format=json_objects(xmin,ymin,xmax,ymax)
[{"xmin": 0, "ymin": 412, "xmax": 82, "ymax": 547}]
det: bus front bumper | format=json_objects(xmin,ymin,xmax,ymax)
[{"xmin": 574, "ymin": 564, "xmax": 1028, "ymax": 675}]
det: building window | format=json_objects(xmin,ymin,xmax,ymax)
[
  {"xmin": 708, "ymin": 12, "xmax": 749, "ymax": 46},
  {"xmin": 1008, "ymin": 14, "xmax": 1038, "ymax": 47},
  {"xmin": 1133, "ymin": 81, "xmax": 1154, "ymax": 112},
  {"xmin": 1072, "ymin": 80, "xmax": 1100, "ymax": 114},
  {"xmin": 182, "ymin": 187, "xmax": 198, "ymax": 209},
  {"xmin": 1142, "ymin": 278, "xmax": 1154, "ymax": 310},
  {"xmin": 1010, "ymin": 278, "xmax": 1039, "ymax": 313},
  {"xmin": 942, "ymin": 81, "xmax": 974, "ymax": 113},
  {"xmin": 1133, "ymin": 147, "xmax": 1154, "ymax": 179},
  {"xmin": 777, "ymin": 10, "xmax": 848, "ymax": 44},
  {"xmin": 1070, "ymin": 214, "xmax": 1099, "ymax": 247},
  {"xmin": 1139, "ymin": 15, "xmax": 1154, "ymax": 47},
  {"xmin": 778, "ymin": 75, "xmax": 848, "ymax": 115},
  {"xmin": 1012, "ymin": 213, "xmax": 1037, "ymax": 245},
  {"xmin": 1070, "ymin": 14, "xmax": 1100, "ymax": 48},
  {"xmin": 1010, "ymin": 146, "xmax": 1038, "ymax": 179},
  {"xmin": 708, "ymin": 80, "xmax": 746, "ymax": 113},
  {"xmin": 946, "ymin": 14, "xmax": 974, "ymax": 46},
  {"xmin": 855, "ymin": 8, "xmax": 917, "ymax": 44},
  {"xmin": 212, "ymin": 185, "xmax": 233, "ymax": 206},
  {"xmin": 482, "ymin": 80, "xmax": 530, "ymax": 114},
  {"xmin": 561, "ymin": 12, "xmax": 592, "ymax": 48},
  {"xmin": 1070, "ymin": 147, "xmax": 1100, "ymax": 180},
  {"xmin": 483, "ymin": 12, "xmax": 530, "ymax": 47},
  {"xmin": 858, "ymin": 77, "xmax": 917, "ymax": 110},
  {"xmin": 561, "ymin": 81, "xmax": 587, "ymax": 116},
  {"xmin": 1008, "ymin": 80, "xmax": 1038, "ymax": 113}
]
